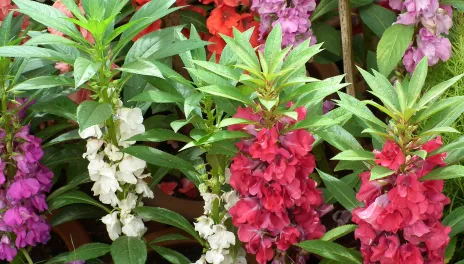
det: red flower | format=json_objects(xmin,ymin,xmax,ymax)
[
  {"xmin": 177, "ymin": 178, "xmax": 198, "ymax": 199},
  {"xmin": 256, "ymin": 237, "xmax": 274, "ymax": 264},
  {"xmin": 276, "ymin": 226, "xmax": 300, "ymax": 251},
  {"xmin": 158, "ymin": 182, "xmax": 178, "ymax": 196},
  {"xmin": 249, "ymin": 127, "xmax": 279, "ymax": 162},
  {"xmin": 229, "ymin": 197, "xmax": 261, "ymax": 225},
  {"xmin": 261, "ymin": 183, "xmax": 284, "ymax": 212},
  {"xmin": 206, "ymin": 5, "xmax": 242, "ymax": 36},
  {"xmin": 356, "ymin": 171, "xmax": 384, "ymax": 204},
  {"xmin": 280, "ymin": 130, "xmax": 314, "ymax": 157},
  {"xmin": 374, "ymin": 140, "xmax": 405, "ymax": 170},
  {"xmin": 207, "ymin": 35, "xmax": 227, "ymax": 56},
  {"xmin": 370, "ymin": 235, "xmax": 400, "ymax": 263},
  {"xmin": 400, "ymin": 244, "xmax": 424, "ymax": 264}
]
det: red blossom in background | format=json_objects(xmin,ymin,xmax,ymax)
[
  {"xmin": 228, "ymin": 106, "xmax": 326, "ymax": 264},
  {"xmin": 352, "ymin": 137, "xmax": 451, "ymax": 264}
]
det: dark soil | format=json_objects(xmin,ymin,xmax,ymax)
[{"xmin": 30, "ymin": 231, "xmax": 68, "ymax": 263}]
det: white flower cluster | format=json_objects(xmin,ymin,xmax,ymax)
[
  {"xmin": 193, "ymin": 182, "xmax": 245, "ymax": 264},
  {"xmin": 80, "ymin": 105, "xmax": 153, "ymax": 241}
]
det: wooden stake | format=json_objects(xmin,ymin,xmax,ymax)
[{"xmin": 339, "ymin": 0, "xmax": 356, "ymax": 96}]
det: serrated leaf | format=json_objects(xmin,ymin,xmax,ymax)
[
  {"xmin": 67, "ymin": 243, "xmax": 111, "ymax": 262},
  {"xmin": 13, "ymin": 76, "xmax": 74, "ymax": 91},
  {"xmin": 118, "ymin": 60, "xmax": 164, "ymax": 78},
  {"xmin": 377, "ymin": 24, "xmax": 414, "ymax": 76},
  {"xmin": 0, "ymin": 46, "xmax": 73, "ymax": 64},
  {"xmin": 418, "ymin": 127, "xmax": 460, "ymax": 137},
  {"xmin": 130, "ymin": 90, "xmax": 183, "ymax": 104},
  {"xmin": 420, "ymin": 165, "xmax": 464, "ymax": 181},
  {"xmin": 77, "ymin": 101, "xmax": 112, "ymax": 132},
  {"xmin": 321, "ymin": 224, "xmax": 357, "ymax": 242},
  {"xmin": 370, "ymin": 165, "xmax": 395, "ymax": 180},
  {"xmin": 198, "ymin": 85, "xmax": 253, "ymax": 105},
  {"xmin": 297, "ymin": 240, "xmax": 362, "ymax": 264},
  {"xmin": 359, "ymin": 4, "xmax": 396, "ymax": 37},
  {"xmin": 111, "ymin": 236, "xmax": 147, "ymax": 264},
  {"xmin": 332, "ymin": 150, "xmax": 375, "ymax": 161},
  {"xmin": 74, "ymin": 57, "xmax": 101, "ymax": 88},
  {"xmin": 407, "ymin": 56, "xmax": 428, "ymax": 107},
  {"xmin": 318, "ymin": 169, "xmax": 361, "ymax": 211},
  {"xmin": 417, "ymin": 73, "xmax": 464, "ymax": 108},
  {"xmin": 129, "ymin": 129, "xmax": 191, "ymax": 143},
  {"xmin": 136, "ymin": 207, "xmax": 202, "ymax": 243}
]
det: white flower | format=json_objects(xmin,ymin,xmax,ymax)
[
  {"xmin": 102, "ymin": 212, "xmax": 121, "ymax": 241},
  {"xmin": 104, "ymin": 143, "xmax": 123, "ymax": 161},
  {"xmin": 118, "ymin": 193, "xmax": 137, "ymax": 217},
  {"xmin": 194, "ymin": 216, "xmax": 214, "ymax": 238},
  {"xmin": 135, "ymin": 179, "xmax": 154, "ymax": 198},
  {"xmin": 120, "ymin": 214, "xmax": 147, "ymax": 237},
  {"xmin": 201, "ymin": 193, "xmax": 218, "ymax": 214},
  {"xmin": 193, "ymin": 255, "xmax": 207, "ymax": 264},
  {"xmin": 234, "ymin": 248, "xmax": 247, "ymax": 264},
  {"xmin": 224, "ymin": 168, "xmax": 231, "ymax": 183},
  {"xmin": 98, "ymin": 192, "xmax": 119, "ymax": 207},
  {"xmin": 83, "ymin": 139, "xmax": 104, "ymax": 159},
  {"xmin": 222, "ymin": 191, "xmax": 239, "ymax": 211},
  {"xmin": 207, "ymin": 225, "xmax": 236, "ymax": 250},
  {"xmin": 117, "ymin": 107, "xmax": 145, "ymax": 144},
  {"xmin": 88, "ymin": 153, "xmax": 106, "ymax": 181},
  {"xmin": 79, "ymin": 125, "xmax": 103, "ymax": 139},
  {"xmin": 205, "ymin": 249, "xmax": 225, "ymax": 264}
]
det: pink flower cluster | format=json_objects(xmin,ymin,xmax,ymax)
[
  {"xmin": 228, "ymin": 106, "xmax": 326, "ymax": 264},
  {"xmin": 251, "ymin": 0, "xmax": 317, "ymax": 47},
  {"xmin": 388, "ymin": 0, "xmax": 453, "ymax": 73},
  {"xmin": 352, "ymin": 137, "xmax": 451, "ymax": 263},
  {"xmin": 0, "ymin": 126, "xmax": 53, "ymax": 261}
]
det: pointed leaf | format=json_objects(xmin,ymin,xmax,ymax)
[
  {"xmin": 407, "ymin": 56, "xmax": 428, "ymax": 107},
  {"xmin": 417, "ymin": 73, "xmax": 464, "ymax": 108},
  {"xmin": 420, "ymin": 165, "xmax": 464, "ymax": 181},
  {"xmin": 442, "ymin": 206, "xmax": 464, "ymax": 237},
  {"xmin": 0, "ymin": 46, "xmax": 73, "ymax": 64},
  {"xmin": 198, "ymin": 85, "xmax": 254, "ymax": 105},
  {"xmin": 150, "ymin": 246, "xmax": 190, "ymax": 264},
  {"xmin": 47, "ymin": 190, "xmax": 110, "ymax": 212},
  {"xmin": 129, "ymin": 90, "xmax": 183, "ymax": 104},
  {"xmin": 297, "ymin": 240, "xmax": 362, "ymax": 264},
  {"xmin": 118, "ymin": 60, "xmax": 164, "ymax": 78},
  {"xmin": 332, "ymin": 150, "xmax": 375, "ymax": 161},
  {"xmin": 318, "ymin": 169, "xmax": 361, "ymax": 211},
  {"xmin": 370, "ymin": 165, "xmax": 395, "ymax": 180},
  {"xmin": 77, "ymin": 101, "xmax": 112, "ymax": 132},
  {"xmin": 321, "ymin": 224, "xmax": 357, "ymax": 242},
  {"xmin": 111, "ymin": 236, "xmax": 147, "ymax": 264},
  {"xmin": 129, "ymin": 129, "xmax": 191, "ymax": 143},
  {"xmin": 377, "ymin": 24, "xmax": 414, "ymax": 76},
  {"xmin": 74, "ymin": 57, "xmax": 101, "ymax": 88},
  {"xmin": 67, "ymin": 243, "xmax": 110, "ymax": 262},
  {"xmin": 12, "ymin": 76, "xmax": 74, "ymax": 91}
]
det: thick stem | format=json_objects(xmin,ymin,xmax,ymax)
[{"xmin": 339, "ymin": 0, "xmax": 356, "ymax": 96}]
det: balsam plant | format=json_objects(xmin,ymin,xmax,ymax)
[
  {"xmin": 319, "ymin": 57, "xmax": 464, "ymax": 263},
  {"xmin": 0, "ymin": 0, "xmax": 213, "ymax": 263}
]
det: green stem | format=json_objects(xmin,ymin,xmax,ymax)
[{"xmin": 21, "ymin": 249, "xmax": 33, "ymax": 264}]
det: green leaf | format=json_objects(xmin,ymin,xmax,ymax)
[
  {"xmin": 324, "ymin": 173, "xmax": 360, "ymax": 204},
  {"xmin": 149, "ymin": 234, "xmax": 189, "ymax": 245},
  {"xmin": 431, "ymin": 136, "xmax": 464, "ymax": 156},
  {"xmin": 312, "ymin": 22, "xmax": 342, "ymax": 56},
  {"xmin": 149, "ymin": 39, "xmax": 209, "ymax": 61},
  {"xmin": 43, "ymin": 129, "xmax": 80, "ymax": 148},
  {"xmin": 184, "ymin": 93, "xmax": 203, "ymax": 118},
  {"xmin": 332, "ymin": 150, "xmax": 375, "ymax": 161},
  {"xmin": 129, "ymin": 129, "xmax": 191, "ymax": 143},
  {"xmin": 357, "ymin": 67, "xmax": 399, "ymax": 111},
  {"xmin": 0, "ymin": 46, "xmax": 73, "ymax": 64},
  {"xmin": 74, "ymin": 57, "xmax": 101, "ymax": 88},
  {"xmin": 48, "ymin": 190, "xmax": 110, "ymax": 212},
  {"xmin": 418, "ymin": 126, "xmax": 460, "ymax": 137},
  {"xmin": 377, "ymin": 24, "xmax": 414, "ymax": 76},
  {"xmin": 311, "ymin": 0, "xmax": 337, "ymax": 21},
  {"xmin": 407, "ymin": 56, "xmax": 428, "ymax": 107},
  {"xmin": 77, "ymin": 101, "xmax": 113, "ymax": 132},
  {"xmin": 351, "ymin": 0, "xmax": 373, "ymax": 7},
  {"xmin": 67, "ymin": 243, "xmax": 111, "ymax": 262},
  {"xmin": 179, "ymin": 9, "xmax": 207, "ymax": 32},
  {"xmin": 413, "ymin": 97, "xmax": 463, "ymax": 122},
  {"xmin": 50, "ymin": 204, "xmax": 105, "ymax": 227},
  {"xmin": 321, "ymin": 224, "xmax": 357, "ymax": 242},
  {"xmin": 111, "ymin": 236, "xmax": 147, "ymax": 264},
  {"xmin": 136, "ymin": 207, "xmax": 202, "ymax": 243},
  {"xmin": 444, "ymin": 237, "xmax": 457, "ymax": 263},
  {"xmin": 337, "ymin": 92, "xmax": 388, "ymax": 128},
  {"xmin": 192, "ymin": 60, "xmax": 241, "ymax": 81},
  {"xmin": 0, "ymin": 12, "xmax": 13, "ymax": 46},
  {"xmin": 297, "ymin": 240, "xmax": 362, "ymax": 264},
  {"xmin": 12, "ymin": 76, "xmax": 74, "ymax": 91},
  {"xmin": 315, "ymin": 125, "xmax": 364, "ymax": 151},
  {"xmin": 443, "ymin": 207, "xmax": 464, "ymax": 237},
  {"xmin": 123, "ymin": 146, "xmax": 200, "ymax": 186},
  {"xmin": 218, "ymin": 118, "xmax": 257, "ymax": 128},
  {"xmin": 222, "ymin": 33, "xmax": 259, "ymax": 72},
  {"xmin": 264, "ymin": 24, "xmax": 282, "ymax": 69},
  {"xmin": 13, "ymin": 0, "xmax": 83, "ymax": 42},
  {"xmin": 118, "ymin": 60, "xmax": 164, "ymax": 78},
  {"xmin": 359, "ymin": 4, "xmax": 396, "ymax": 37},
  {"xmin": 198, "ymin": 85, "xmax": 253, "ymax": 105},
  {"xmin": 130, "ymin": 90, "xmax": 183, "ymax": 104},
  {"xmin": 26, "ymin": 33, "xmax": 79, "ymax": 47},
  {"xmin": 421, "ymin": 165, "xmax": 464, "ymax": 181},
  {"xmin": 150, "ymin": 246, "xmax": 190, "ymax": 264},
  {"xmin": 440, "ymin": 0, "xmax": 464, "ymax": 10},
  {"xmin": 36, "ymin": 123, "xmax": 74, "ymax": 142},
  {"xmin": 423, "ymin": 101, "xmax": 464, "ymax": 134},
  {"xmin": 47, "ymin": 172, "xmax": 91, "ymax": 201},
  {"xmin": 318, "ymin": 169, "xmax": 361, "ymax": 211},
  {"xmin": 291, "ymin": 114, "xmax": 349, "ymax": 132},
  {"xmin": 417, "ymin": 73, "xmax": 464, "ymax": 108},
  {"xmin": 370, "ymin": 165, "xmax": 395, "ymax": 180},
  {"xmin": 412, "ymin": 150, "xmax": 428, "ymax": 160}
]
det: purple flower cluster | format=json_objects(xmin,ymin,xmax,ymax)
[
  {"xmin": 0, "ymin": 126, "xmax": 52, "ymax": 261},
  {"xmin": 389, "ymin": 0, "xmax": 453, "ymax": 73},
  {"xmin": 251, "ymin": 0, "xmax": 317, "ymax": 47}
]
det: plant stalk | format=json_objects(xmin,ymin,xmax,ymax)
[{"xmin": 339, "ymin": 0, "xmax": 356, "ymax": 96}]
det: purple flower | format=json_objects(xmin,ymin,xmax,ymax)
[
  {"xmin": 417, "ymin": 28, "xmax": 452, "ymax": 64},
  {"xmin": 0, "ymin": 235, "xmax": 17, "ymax": 261},
  {"xmin": 4, "ymin": 207, "xmax": 33, "ymax": 227},
  {"xmin": 7, "ymin": 178, "xmax": 41, "ymax": 200},
  {"xmin": 251, "ymin": 0, "xmax": 286, "ymax": 14},
  {"xmin": 322, "ymin": 101, "xmax": 335, "ymax": 114},
  {"xmin": 0, "ymin": 159, "xmax": 5, "ymax": 185},
  {"xmin": 67, "ymin": 261, "xmax": 86, "ymax": 264}
]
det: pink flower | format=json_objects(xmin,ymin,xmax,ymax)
[
  {"xmin": 55, "ymin": 62, "xmax": 71, "ymax": 74},
  {"xmin": 0, "ymin": 235, "xmax": 17, "ymax": 261},
  {"xmin": 353, "ymin": 194, "xmax": 389, "ymax": 227},
  {"xmin": 400, "ymin": 243, "xmax": 424, "ymax": 264},
  {"xmin": 354, "ymin": 221, "xmax": 378, "ymax": 245},
  {"xmin": 4, "ymin": 207, "xmax": 32, "ymax": 227},
  {"xmin": 249, "ymin": 127, "xmax": 279, "ymax": 162},
  {"xmin": 276, "ymin": 226, "xmax": 300, "ymax": 251},
  {"xmin": 356, "ymin": 171, "xmax": 384, "ymax": 204},
  {"xmin": 280, "ymin": 130, "xmax": 314, "ymax": 157},
  {"xmin": 256, "ymin": 237, "xmax": 274, "ymax": 264},
  {"xmin": 7, "ymin": 178, "xmax": 40, "ymax": 199},
  {"xmin": 230, "ymin": 197, "xmax": 262, "ymax": 225},
  {"xmin": 370, "ymin": 235, "xmax": 400, "ymax": 263},
  {"xmin": 261, "ymin": 183, "xmax": 284, "ymax": 212},
  {"xmin": 374, "ymin": 140, "xmax": 405, "ymax": 170}
]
